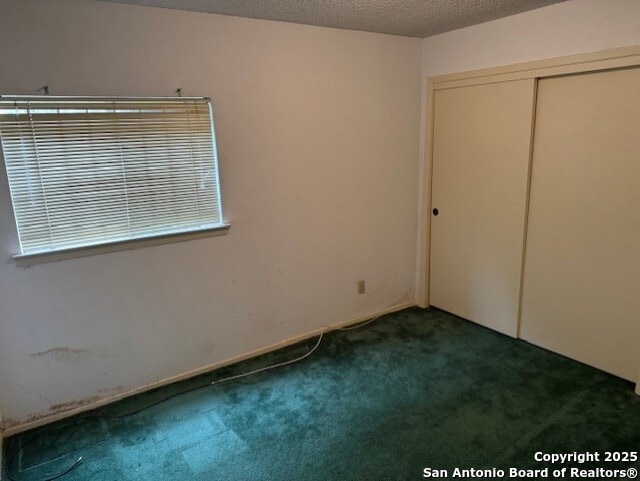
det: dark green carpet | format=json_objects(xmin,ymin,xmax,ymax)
[{"xmin": 3, "ymin": 308, "xmax": 640, "ymax": 480}]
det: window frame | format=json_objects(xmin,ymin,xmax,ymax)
[{"xmin": 0, "ymin": 95, "xmax": 230, "ymax": 265}]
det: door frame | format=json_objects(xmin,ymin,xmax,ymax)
[{"xmin": 418, "ymin": 44, "xmax": 640, "ymax": 309}]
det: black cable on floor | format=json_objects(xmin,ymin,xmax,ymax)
[
  {"xmin": 4, "ymin": 380, "xmax": 215, "ymax": 481},
  {"xmin": 4, "ymin": 314, "xmax": 383, "ymax": 481},
  {"xmin": 4, "ymin": 328, "xmax": 334, "ymax": 481}
]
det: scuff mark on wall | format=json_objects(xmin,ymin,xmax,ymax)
[
  {"xmin": 3, "ymin": 417, "xmax": 20, "ymax": 429},
  {"xmin": 97, "ymin": 385, "xmax": 126, "ymax": 396},
  {"xmin": 388, "ymin": 288, "xmax": 415, "ymax": 308},
  {"xmin": 49, "ymin": 396, "xmax": 102, "ymax": 413},
  {"xmin": 3, "ymin": 389, "xmax": 128, "ymax": 430},
  {"xmin": 30, "ymin": 347, "xmax": 91, "ymax": 358},
  {"xmin": 200, "ymin": 340, "xmax": 216, "ymax": 354},
  {"xmin": 3, "ymin": 411, "xmax": 52, "ymax": 429}
]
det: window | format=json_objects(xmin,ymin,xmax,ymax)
[{"xmin": 0, "ymin": 96, "xmax": 228, "ymax": 261}]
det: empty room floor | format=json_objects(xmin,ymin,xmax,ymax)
[{"xmin": 3, "ymin": 308, "xmax": 640, "ymax": 480}]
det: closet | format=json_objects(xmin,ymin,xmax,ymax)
[{"xmin": 426, "ymin": 49, "xmax": 640, "ymax": 385}]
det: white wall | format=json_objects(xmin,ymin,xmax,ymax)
[
  {"xmin": 422, "ymin": 0, "xmax": 640, "ymax": 78},
  {"xmin": 0, "ymin": 0, "xmax": 422, "ymax": 427},
  {"xmin": 417, "ymin": 0, "xmax": 640, "ymax": 303}
]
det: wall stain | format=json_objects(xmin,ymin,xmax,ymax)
[
  {"xmin": 49, "ymin": 396, "xmax": 102, "ymax": 413},
  {"xmin": 388, "ymin": 288, "xmax": 415, "ymax": 308},
  {"xmin": 3, "ymin": 417, "xmax": 21, "ymax": 429},
  {"xmin": 4, "ymin": 412, "xmax": 50, "ymax": 429},
  {"xmin": 97, "ymin": 385, "xmax": 126, "ymax": 395},
  {"xmin": 30, "ymin": 347, "xmax": 91, "ymax": 358},
  {"xmin": 26, "ymin": 412, "xmax": 48, "ymax": 423},
  {"xmin": 5, "ymin": 388, "xmax": 127, "ymax": 429}
]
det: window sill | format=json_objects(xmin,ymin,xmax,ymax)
[{"xmin": 13, "ymin": 224, "xmax": 231, "ymax": 266}]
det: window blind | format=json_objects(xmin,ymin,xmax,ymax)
[{"xmin": 0, "ymin": 96, "xmax": 225, "ymax": 256}]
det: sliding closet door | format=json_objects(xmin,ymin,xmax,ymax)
[
  {"xmin": 521, "ymin": 68, "xmax": 640, "ymax": 381},
  {"xmin": 430, "ymin": 80, "xmax": 535, "ymax": 337}
]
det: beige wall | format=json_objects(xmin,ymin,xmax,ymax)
[
  {"xmin": 417, "ymin": 0, "xmax": 640, "ymax": 303},
  {"xmin": 0, "ymin": 0, "xmax": 422, "ymax": 427}
]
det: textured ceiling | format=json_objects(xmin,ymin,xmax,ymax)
[{"xmin": 97, "ymin": 0, "xmax": 568, "ymax": 38}]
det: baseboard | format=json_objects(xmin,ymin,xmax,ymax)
[{"xmin": 2, "ymin": 301, "xmax": 416, "ymax": 438}]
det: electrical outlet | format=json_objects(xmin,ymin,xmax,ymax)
[{"xmin": 357, "ymin": 280, "xmax": 366, "ymax": 295}]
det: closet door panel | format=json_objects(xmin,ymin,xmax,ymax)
[
  {"xmin": 430, "ymin": 80, "xmax": 535, "ymax": 337},
  {"xmin": 521, "ymin": 68, "xmax": 640, "ymax": 381}
]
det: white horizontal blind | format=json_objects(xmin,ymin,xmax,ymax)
[{"xmin": 0, "ymin": 96, "xmax": 224, "ymax": 256}]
